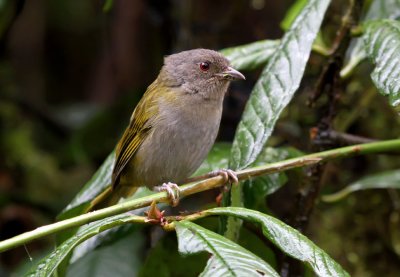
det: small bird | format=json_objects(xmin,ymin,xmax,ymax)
[{"xmin": 88, "ymin": 49, "xmax": 245, "ymax": 211}]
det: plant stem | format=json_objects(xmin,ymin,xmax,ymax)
[{"xmin": 0, "ymin": 139, "xmax": 399, "ymax": 253}]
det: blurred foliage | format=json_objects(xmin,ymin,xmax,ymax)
[{"xmin": 1, "ymin": 0, "xmax": 400, "ymax": 276}]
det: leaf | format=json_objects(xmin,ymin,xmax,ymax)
[
  {"xmin": 193, "ymin": 143, "xmax": 231, "ymax": 176},
  {"xmin": 69, "ymin": 222, "xmax": 144, "ymax": 264},
  {"xmin": 206, "ymin": 208, "xmax": 349, "ymax": 277},
  {"xmin": 25, "ymin": 214, "xmax": 139, "ymax": 277},
  {"xmin": 175, "ymin": 221, "xmax": 279, "ymax": 277},
  {"xmin": 364, "ymin": 19, "xmax": 400, "ymax": 106},
  {"xmin": 58, "ymin": 151, "xmax": 115, "ymax": 220},
  {"xmin": 322, "ymin": 169, "xmax": 400, "ymax": 202},
  {"xmin": 220, "ymin": 40, "xmax": 280, "ymax": 71},
  {"xmin": 139, "ymin": 232, "xmax": 208, "ymax": 277},
  {"xmin": 229, "ymin": 0, "xmax": 331, "ymax": 171},
  {"xmin": 243, "ymin": 147, "xmax": 303, "ymax": 210},
  {"xmin": 66, "ymin": 228, "xmax": 144, "ymax": 277},
  {"xmin": 341, "ymin": 0, "xmax": 400, "ymax": 78},
  {"xmin": 280, "ymin": 0, "xmax": 308, "ymax": 31},
  {"xmin": 226, "ymin": 0, "xmax": 331, "ymax": 241}
]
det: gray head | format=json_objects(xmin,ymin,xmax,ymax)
[{"xmin": 159, "ymin": 49, "xmax": 245, "ymax": 100}]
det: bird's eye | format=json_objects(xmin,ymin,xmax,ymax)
[{"xmin": 199, "ymin": 62, "xmax": 210, "ymax": 71}]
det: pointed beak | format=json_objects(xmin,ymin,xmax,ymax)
[{"xmin": 218, "ymin": 66, "xmax": 245, "ymax": 81}]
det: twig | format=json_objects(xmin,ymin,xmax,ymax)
[
  {"xmin": 0, "ymin": 139, "xmax": 399, "ymax": 252},
  {"xmin": 312, "ymin": 129, "xmax": 378, "ymax": 146}
]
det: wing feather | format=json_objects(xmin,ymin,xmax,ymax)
[{"xmin": 111, "ymin": 81, "xmax": 160, "ymax": 187}]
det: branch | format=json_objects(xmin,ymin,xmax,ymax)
[{"xmin": 0, "ymin": 139, "xmax": 399, "ymax": 253}]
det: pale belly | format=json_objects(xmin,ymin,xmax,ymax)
[{"xmin": 125, "ymin": 101, "xmax": 222, "ymax": 188}]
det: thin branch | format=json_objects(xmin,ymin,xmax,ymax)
[{"xmin": 0, "ymin": 139, "xmax": 399, "ymax": 253}]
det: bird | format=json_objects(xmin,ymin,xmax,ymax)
[{"xmin": 87, "ymin": 48, "xmax": 245, "ymax": 211}]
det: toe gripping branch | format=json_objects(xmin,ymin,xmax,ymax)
[{"xmin": 155, "ymin": 182, "xmax": 181, "ymax": 207}]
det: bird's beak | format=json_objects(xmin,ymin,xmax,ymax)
[{"xmin": 218, "ymin": 67, "xmax": 245, "ymax": 80}]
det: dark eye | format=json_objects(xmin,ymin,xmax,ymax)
[{"xmin": 199, "ymin": 62, "xmax": 210, "ymax": 71}]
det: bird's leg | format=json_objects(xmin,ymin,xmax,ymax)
[
  {"xmin": 196, "ymin": 169, "xmax": 239, "ymax": 207},
  {"xmin": 186, "ymin": 168, "xmax": 239, "ymax": 185},
  {"xmin": 154, "ymin": 182, "xmax": 180, "ymax": 207}
]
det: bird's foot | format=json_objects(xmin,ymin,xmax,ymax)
[
  {"xmin": 145, "ymin": 201, "xmax": 166, "ymax": 225},
  {"xmin": 209, "ymin": 168, "xmax": 239, "ymax": 184},
  {"xmin": 155, "ymin": 182, "xmax": 180, "ymax": 207}
]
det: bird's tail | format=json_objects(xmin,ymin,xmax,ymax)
[{"xmin": 85, "ymin": 185, "xmax": 138, "ymax": 213}]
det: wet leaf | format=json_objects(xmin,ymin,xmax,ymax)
[
  {"xmin": 206, "ymin": 208, "xmax": 350, "ymax": 277},
  {"xmin": 175, "ymin": 221, "xmax": 279, "ymax": 277},
  {"xmin": 364, "ymin": 19, "xmax": 400, "ymax": 106},
  {"xmin": 226, "ymin": 0, "xmax": 331, "ymax": 241},
  {"xmin": 341, "ymin": 0, "xmax": 400, "ymax": 77}
]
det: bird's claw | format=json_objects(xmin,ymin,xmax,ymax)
[
  {"xmin": 155, "ymin": 182, "xmax": 180, "ymax": 207},
  {"xmin": 210, "ymin": 168, "xmax": 239, "ymax": 184}
]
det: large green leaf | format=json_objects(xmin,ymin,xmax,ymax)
[
  {"xmin": 226, "ymin": 0, "xmax": 331, "ymax": 241},
  {"xmin": 364, "ymin": 19, "xmax": 400, "ymax": 106},
  {"xmin": 193, "ymin": 143, "xmax": 231, "ymax": 175},
  {"xmin": 25, "ymin": 207, "xmax": 349, "ymax": 276},
  {"xmin": 58, "ymin": 151, "xmax": 115, "ymax": 220},
  {"xmin": 229, "ymin": 0, "xmax": 331, "ymax": 170},
  {"xmin": 206, "ymin": 208, "xmax": 349, "ymax": 277},
  {"xmin": 220, "ymin": 40, "xmax": 280, "ymax": 71},
  {"xmin": 66, "ymin": 228, "xmax": 144, "ymax": 277},
  {"xmin": 280, "ymin": 0, "xmax": 308, "ymax": 31},
  {"xmin": 175, "ymin": 221, "xmax": 279, "ymax": 277},
  {"xmin": 139, "ymin": 231, "xmax": 208, "ymax": 277},
  {"xmin": 323, "ymin": 169, "xmax": 400, "ymax": 202},
  {"xmin": 25, "ymin": 214, "xmax": 139, "ymax": 277},
  {"xmin": 341, "ymin": 0, "xmax": 400, "ymax": 77},
  {"xmin": 243, "ymin": 147, "xmax": 303, "ymax": 210}
]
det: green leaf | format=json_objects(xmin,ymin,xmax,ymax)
[
  {"xmin": 341, "ymin": 0, "xmax": 400, "ymax": 78},
  {"xmin": 58, "ymin": 151, "xmax": 115, "ymax": 220},
  {"xmin": 322, "ymin": 169, "xmax": 400, "ymax": 202},
  {"xmin": 139, "ymin": 232, "xmax": 208, "ymax": 277},
  {"xmin": 243, "ymin": 147, "xmax": 303, "ymax": 210},
  {"xmin": 66, "ymin": 228, "xmax": 144, "ymax": 277},
  {"xmin": 25, "ymin": 214, "xmax": 139, "ymax": 277},
  {"xmin": 175, "ymin": 221, "xmax": 279, "ymax": 277},
  {"xmin": 280, "ymin": 0, "xmax": 308, "ymax": 31},
  {"xmin": 230, "ymin": 0, "xmax": 331, "ymax": 170},
  {"xmin": 226, "ymin": 0, "xmax": 331, "ymax": 241},
  {"xmin": 220, "ymin": 40, "xmax": 280, "ymax": 71},
  {"xmin": 193, "ymin": 143, "xmax": 231, "ymax": 176},
  {"xmin": 364, "ymin": 19, "xmax": 400, "ymax": 106},
  {"xmin": 206, "ymin": 208, "xmax": 350, "ymax": 277}
]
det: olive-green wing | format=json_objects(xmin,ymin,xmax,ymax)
[{"xmin": 111, "ymin": 81, "xmax": 160, "ymax": 187}]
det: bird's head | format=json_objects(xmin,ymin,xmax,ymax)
[{"xmin": 160, "ymin": 49, "xmax": 245, "ymax": 100}]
